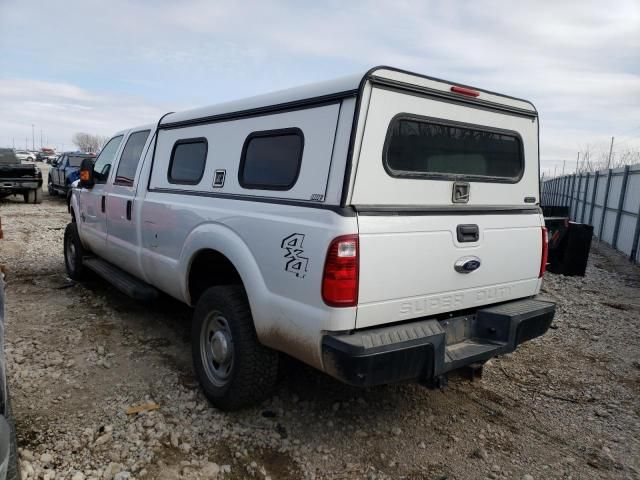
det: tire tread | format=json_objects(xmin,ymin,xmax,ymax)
[{"xmin": 192, "ymin": 285, "xmax": 279, "ymax": 410}]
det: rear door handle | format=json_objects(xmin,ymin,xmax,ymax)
[
  {"xmin": 126, "ymin": 200, "xmax": 132, "ymax": 221},
  {"xmin": 457, "ymin": 224, "xmax": 479, "ymax": 242},
  {"xmin": 101, "ymin": 195, "xmax": 106, "ymax": 213}
]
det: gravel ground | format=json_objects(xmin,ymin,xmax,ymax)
[{"xmin": 0, "ymin": 180, "xmax": 639, "ymax": 480}]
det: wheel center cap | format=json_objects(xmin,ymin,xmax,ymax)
[{"xmin": 211, "ymin": 330, "xmax": 230, "ymax": 363}]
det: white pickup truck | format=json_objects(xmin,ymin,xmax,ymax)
[{"xmin": 66, "ymin": 66, "xmax": 555, "ymax": 410}]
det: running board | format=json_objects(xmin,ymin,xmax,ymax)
[{"xmin": 83, "ymin": 257, "xmax": 158, "ymax": 301}]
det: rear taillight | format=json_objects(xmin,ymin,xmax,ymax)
[
  {"xmin": 539, "ymin": 227, "xmax": 549, "ymax": 278},
  {"xmin": 322, "ymin": 234, "xmax": 359, "ymax": 307}
]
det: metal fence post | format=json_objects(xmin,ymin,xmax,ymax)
[
  {"xmin": 588, "ymin": 171, "xmax": 599, "ymax": 226},
  {"xmin": 630, "ymin": 179, "xmax": 640, "ymax": 264},
  {"xmin": 575, "ymin": 174, "xmax": 583, "ymax": 221},
  {"xmin": 612, "ymin": 165, "xmax": 631, "ymax": 249},
  {"xmin": 599, "ymin": 169, "xmax": 613, "ymax": 240},
  {"xmin": 569, "ymin": 173, "xmax": 577, "ymax": 219},
  {"xmin": 580, "ymin": 173, "xmax": 590, "ymax": 223}
]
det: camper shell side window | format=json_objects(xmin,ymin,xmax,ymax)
[
  {"xmin": 383, "ymin": 114, "xmax": 525, "ymax": 183},
  {"xmin": 238, "ymin": 128, "xmax": 304, "ymax": 191},
  {"xmin": 168, "ymin": 138, "xmax": 208, "ymax": 185}
]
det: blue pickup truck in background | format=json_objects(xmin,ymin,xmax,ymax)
[{"xmin": 47, "ymin": 152, "xmax": 95, "ymax": 196}]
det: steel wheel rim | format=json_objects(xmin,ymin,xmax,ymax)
[{"xmin": 200, "ymin": 312, "xmax": 234, "ymax": 387}]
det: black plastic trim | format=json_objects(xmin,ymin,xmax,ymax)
[
  {"xmin": 146, "ymin": 187, "xmax": 357, "ymax": 216},
  {"xmin": 238, "ymin": 127, "xmax": 304, "ymax": 191},
  {"xmin": 322, "ymin": 297, "xmax": 555, "ymax": 387},
  {"xmin": 167, "ymin": 137, "xmax": 208, "ymax": 186},
  {"xmin": 382, "ymin": 113, "xmax": 525, "ymax": 184},
  {"xmin": 355, "ymin": 205, "xmax": 542, "ymax": 216},
  {"xmin": 159, "ymin": 91, "xmax": 357, "ymax": 130},
  {"xmin": 368, "ymin": 66, "xmax": 538, "ymax": 110},
  {"xmin": 370, "ymin": 77, "xmax": 537, "ymax": 119}
]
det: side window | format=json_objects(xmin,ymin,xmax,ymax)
[
  {"xmin": 168, "ymin": 138, "xmax": 207, "ymax": 185},
  {"xmin": 93, "ymin": 135, "xmax": 124, "ymax": 184},
  {"xmin": 114, "ymin": 130, "xmax": 150, "ymax": 187},
  {"xmin": 239, "ymin": 128, "xmax": 304, "ymax": 190}
]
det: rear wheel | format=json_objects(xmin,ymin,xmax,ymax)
[
  {"xmin": 64, "ymin": 222, "xmax": 86, "ymax": 280},
  {"xmin": 24, "ymin": 189, "xmax": 42, "ymax": 204},
  {"xmin": 192, "ymin": 285, "xmax": 279, "ymax": 410}
]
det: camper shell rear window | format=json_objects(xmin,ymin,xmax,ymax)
[{"xmin": 384, "ymin": 115, "xmax": 524, "ymax": 183}]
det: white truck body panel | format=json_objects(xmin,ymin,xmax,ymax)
[
  {"xmin": 70, "ymin": 66, "xmax": 548, "ymax": 377},
  {"xmin": 350, "ymin": 81, "xmax": 542, "ymax": 328},
  {"xmin": 350, "ymin": 86, "xmax": 539, "ymax": 206}
]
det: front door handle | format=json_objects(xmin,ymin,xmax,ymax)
[
  {"xmin": 126, "ymin": 200, "xmax": 132, "ymax": 221},
  {"xmin": 101, "ymin": 195, "xmax": 106, "ymax": 213}
]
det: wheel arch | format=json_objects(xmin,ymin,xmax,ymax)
[{"xmin": 179, "ymin": 224, "xmax": 271, "ymax": 324}]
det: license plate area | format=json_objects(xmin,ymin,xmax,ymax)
[{"xmin": 439, "ymin": 314, "xmax": 475, "ymax": 345}]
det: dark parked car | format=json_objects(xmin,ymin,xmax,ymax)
[
  {"xmin": 35, "ymin": 149, "xmax": 55, "ymax": 163},
  {"xmin": 48, "ymin": 152, "xmax": 95, "ymax": 196},
  {"xmin": 0, "ymin": 218, "xmax": 20, "ymax": 480},
  {"xmin": 0, "ymin": 148, "xmax": 43, "ymax": 204}
]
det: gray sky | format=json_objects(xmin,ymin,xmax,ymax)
[{"xmin": 1, "ymin": 0, "xmax": 638, "ymax": 174}]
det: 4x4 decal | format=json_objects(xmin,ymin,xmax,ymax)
[{"xmin": 281, "ymin": 233, "xmax": 309, "ymax": 278}]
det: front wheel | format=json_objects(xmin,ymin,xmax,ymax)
[
  {"xmin": 64, "ymin": 222, "xmax": 86, "ymax": 280},
  {"xmin": 192, "ymin": 285, "xmax": 279, "ymax": 410}
]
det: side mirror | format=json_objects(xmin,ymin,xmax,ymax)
[{"xmin": 79, "ymin": 158, "xmax": 95, "ymax": 189}]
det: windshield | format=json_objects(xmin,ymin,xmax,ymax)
[
  {"xmin": 0, "ymin": 149, "xmax": 18, "ymax": 164},
  {"xmin": 68, "ymin": 156, "xmax": 85, "ymax": 167}
]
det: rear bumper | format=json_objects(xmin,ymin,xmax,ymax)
[
  {"xmin": 322, "ymin": 297, "xmax": 555, "ymax": 387},
  {"xmin": 0, "ymin": 179, "xmax": 41, "ymax": 193}
]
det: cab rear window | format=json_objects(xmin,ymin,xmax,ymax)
[{"xmin": 384, "ymin": 116, "xmax": 523, "ymax": 182}]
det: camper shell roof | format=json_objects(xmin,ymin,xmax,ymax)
[{"xmin": 159, "ymin": 66, "xmax": 537, "ymax": 129}]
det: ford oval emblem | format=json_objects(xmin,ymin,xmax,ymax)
[{"xmin": 454, "ymin": 256, "xmax": 482, "ymax": 273}]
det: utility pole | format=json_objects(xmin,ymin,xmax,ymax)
[
  {"xmin": 606, "ymin": 136, "xmax": 614, "ymax": 169},
  {"xmin": 12, "ymin": 137, "xmax": 14, "ymax": 149},
  {"xmin": 25, "ymin": 137, "xmax": 28, "ymax": 150},
  {"xmin": 40, "ymin": 128, "xmax": 43, "ymax": 149},
  {"xmin": 575, "ymin": 152, "xmax": 580, "ymax": 173},
  {"xmin": 553, "ymin": 166, "xmax": 557, "ymax": 178},
  {"xmin": 31, "ymin": 124, "xmax": 35, "ymax": 150},
  {"xmin": 562, "ymin": 159, "xmax": 566, "ymax": 176}
]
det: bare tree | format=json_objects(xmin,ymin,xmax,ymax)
[{"xmin": 72, "ymin": 132, "xmax": 108, "ymax": 153}]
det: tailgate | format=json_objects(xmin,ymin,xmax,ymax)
[
  {"xmin": 356, "ymin": 212, "xmax": 544, "ymax": 328},
  {"xmin": 350, "ymin": 77, "xmax": 543, "ymax": 329}
]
